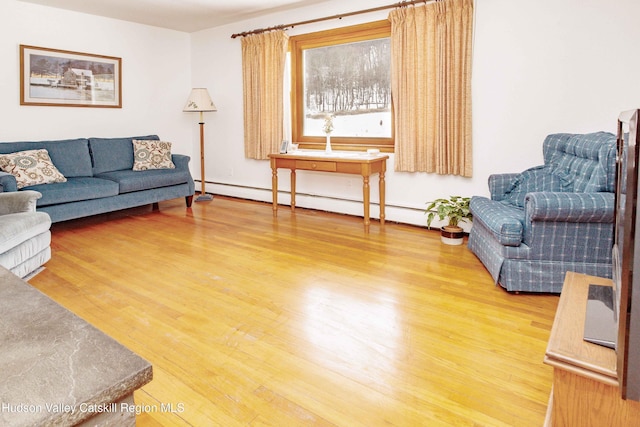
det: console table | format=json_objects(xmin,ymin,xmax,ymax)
[
  {"xmin": 269, "ymin": 151, "xmax": 389, "ymax": 232},
  {"xmin": 544, "ymin": 271, "xmax": 640, "ymax": 426},
  {"xmin": 0, "ymin": 266, "xmax": 152, "ymax": 426}
]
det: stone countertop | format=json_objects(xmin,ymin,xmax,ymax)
[{"xmin": 0, "ymin": 266, "xmax": 152, "ymax": 426}]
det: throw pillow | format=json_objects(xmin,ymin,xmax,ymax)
[
  {"xmin": 132, "ymin": 139, "xmax": 175, "ymax": 171},
  {"xmin": 0, "ymin": 149, "xmax": 67, "ymax": 189},
  {"xmin": 502, "ymin": 166, "xmax": 573, "ymax": 208}
]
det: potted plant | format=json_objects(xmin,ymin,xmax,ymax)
[{"xmin": 425, "ymin": 196, "xmax": 472, "ymax": 245}]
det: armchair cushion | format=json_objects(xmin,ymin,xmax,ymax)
[
  {"xmin": 502, "ymin": 166, "xmax": 573, "ymax": 207},
  {"xmin": 544, "ymin": 132, "xmax": 617, "ymax": 192},
  {"xmin": 470, "ymin": 196, "xmax": 524, "ymax": 246}
]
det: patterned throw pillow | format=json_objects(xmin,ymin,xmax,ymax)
[
  {"xmin": 132, "ymin": 139, "xmax": 175, "ymax": 171},
  {"xmin": 0, "ymin": 149, "xmax": 67, "ymax": 189}
]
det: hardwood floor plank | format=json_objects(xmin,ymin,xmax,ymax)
[{"xmin": 28, "ymin": 196, "xmax": 559, "ymax": 426}]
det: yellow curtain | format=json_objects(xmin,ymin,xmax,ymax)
[
  {"xmin": 241, "ymin": 31, "xmax": 289, "ymax": 160},
  {"xmin": 389, "ymin": 0, "xmax": 473, "ymax": 176}
]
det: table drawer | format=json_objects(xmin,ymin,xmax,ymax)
[{"xmin": 295, "ymin": 160, "xmax": 337, "ymax": 172}]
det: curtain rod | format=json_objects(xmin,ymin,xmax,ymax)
[{"xmin": 230, "ymin": 0, "xmax": 432, "ymax": 39}]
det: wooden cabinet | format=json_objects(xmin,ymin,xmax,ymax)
[{"xmin": 544, "ymin": 272, "xmax": 640, "ymax": 426}]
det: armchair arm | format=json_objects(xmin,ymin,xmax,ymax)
[
  {"xmin": 523, "ymin": 192, "xmax": 615, "ymax": 263},
  {"xmin": 0, "ymin": 190, "xmax": 42, "ymax": 215},
  {"xmin": 525, "ymin": 192, "xmax": 614, "ymax": 223},
  {"xmin": 0, "ymin": 171, "xmax": 18, "ymax": 193},
  {"xmin": 488, "ymin": 173, "xmax": 520, "ymax": 201}
]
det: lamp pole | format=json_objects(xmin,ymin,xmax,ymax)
[
  {"xmin": 183, "ymin": 88, "xmax": 216, "ymax": 202},
  {"xmin": 197, "ymin": 111, "xmax": 212, "ymax": 201}
]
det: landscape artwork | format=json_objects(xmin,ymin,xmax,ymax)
[{"xmin": 20, "ymin": 45, "xmax": 121, "ymax": 108}]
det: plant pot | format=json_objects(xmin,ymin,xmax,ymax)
[{"xmin": 440, "ymin": 225, "xmax": 465, "ymax": 245}]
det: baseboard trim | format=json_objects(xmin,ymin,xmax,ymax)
[{"xmin": 197, "ymin": 180, "xmax": 441, "ymax": 229}]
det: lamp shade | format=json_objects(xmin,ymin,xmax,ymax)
[{"xmin": 183, "ymin": 88, "xmax": 217, "ymax": 112}]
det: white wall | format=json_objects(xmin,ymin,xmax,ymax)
[
  {"xmin": 0, "ymin": 1, "xmax": 193, "ymax": 158},
  {"xmin": 2, "ymin": 0, "xmax": 640, "ymax": 229},
  {"xmin": 473, "ymin": 0, "xmax": 640, "ymax": 174},
  {"xmin": 191, "ymin": 0, "xmax": 640, "ymax": 229}
]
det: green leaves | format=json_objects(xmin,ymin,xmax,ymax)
[{"xmin": 425, "ymin": 196, "xmax": 472, "ymax": 228}]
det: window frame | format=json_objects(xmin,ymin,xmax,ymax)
[{"xmin": 289, "ymin": 20, "xmax": 393, "ymax": 152}]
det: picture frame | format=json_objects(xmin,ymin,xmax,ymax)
[
  {"xmin": 20, "ymin": 44, "xmax": 122, "ymax": 108},
  {"xmin": 280, "ymin": 140, "xmax": 289, "ymax": 153}
]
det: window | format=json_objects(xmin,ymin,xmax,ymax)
[{"xmin": 290, "ymin": 20, "xmax": 393, "ymax": 151}]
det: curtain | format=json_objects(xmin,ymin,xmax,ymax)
[
  {"xmin": 241, "ymin": 30, "xmax": 289, "ymax": 160},
  {"xmin": 389, "ymin": 0, "xmax": 474, "ymax": 176}
]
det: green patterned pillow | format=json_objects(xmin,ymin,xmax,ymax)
[
  {"xmin": 132, "ymin": 139, "xmax": 175, "ymax": 171},
  {"xmin": 0, "ymin": 149, "xmax": 67, "ymax": 189}
]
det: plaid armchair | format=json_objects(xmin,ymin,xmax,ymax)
[{"xmin": 468, "ymin": 132, "xmax": 616, "ymax": 293}]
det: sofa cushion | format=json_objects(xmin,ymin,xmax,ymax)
[
  {"xmin": 0, "ymin": 138, "xmax": 92, "ymax": 178},
  {"xmin": 132, "ymin": 140, "xmax": 175, "ymax": 170},
  {"xmin": 89, "ymin": 135, "xmax": 159, "ymax": 174},
  {"xmin": 502, "ymin": 166, "xmax": 573, "ymax": 207},
  {"xmin": 96, "ymin": 168, "xmax": 191, "ymax": 194},
  {"xmin": 41, "ymin": 139, "xmax": 93, "ymax": 178},
  {"xmin": 0, "ymin": 149, "xmax": 67, "ymax": 189},
  {"xmin": 26, "ymin": 177, "xmax": 120, "ymax": 207},
  {"xmin": 470, "ymin": 196, "xmax": 524, "ymax": 246}
]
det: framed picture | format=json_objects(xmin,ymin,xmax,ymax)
[
  {"xmin": 20, "ymin": 45, "xmax": 122, "ymax": 108},
  {"xmin": 280, "ymin": 140, "xmax": 289, "ymax": 153}
]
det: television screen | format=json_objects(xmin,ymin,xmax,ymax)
[
  {"xmin": 584, "ymin": 283, "xmax": 617, "ymax": 348},
  {"xmin": 613, "ymin": 110, "xmax": 632, "ymax": 337},
  {"xmin": 583, "ymin": 111, "xmax": 631, "ymax": 350},
  {"xmin": 615, "ymin": 109, "xmax": 640, "ymax": 400}
]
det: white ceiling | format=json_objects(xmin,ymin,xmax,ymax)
[{"xmin": 18, "ymin": 0, "xmax": 334, "ymax": 32}]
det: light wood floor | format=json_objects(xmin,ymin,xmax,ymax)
[{"xmin": 30, "ymin": 196, "xmax": 559, "ymax": 426}]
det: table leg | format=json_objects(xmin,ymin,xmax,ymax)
[
  {"xmin": 290, "ymin": 170, "xmax": 296, "ymax": 212},
  {"xmin": 379, "ymin": 169, "xmax": 386, "ymax": 225},
  {"xmin": 363, "ymin": 175, "xmax": 370, "ymax": 232},
  {"xmin": 271, "ymin": 162, "xmax": 278, "ymax": 217}
]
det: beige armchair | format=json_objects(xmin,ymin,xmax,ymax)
[{"xmin": 0, "ymin": 191, "xmax": 51, "ymax": 278}]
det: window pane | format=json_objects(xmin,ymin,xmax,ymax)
[{"xmin": 302, "ymin": 38, "xmax": 391, "ymax": 138}]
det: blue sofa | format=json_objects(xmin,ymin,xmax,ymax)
[
  {"xmin": 468, "ymin": 132, "xmax": 616, "ymax": 293},
  {"xmin": 0, "ymin": 135, "xmax": 195, "ymax": 223}
]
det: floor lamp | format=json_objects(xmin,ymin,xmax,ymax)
[{"xmin": 184, "ymin": 88, "xmax": 217, "ymax": 202}]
